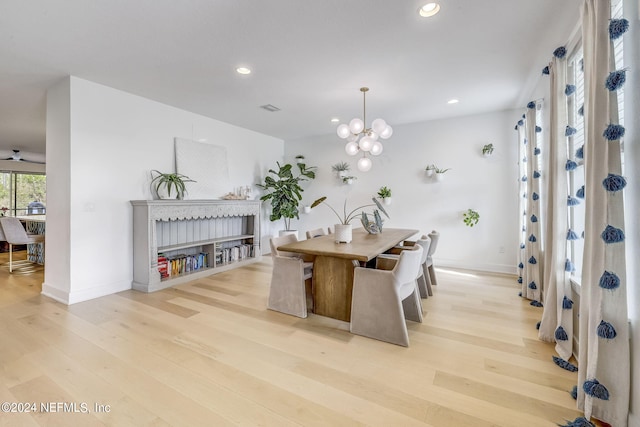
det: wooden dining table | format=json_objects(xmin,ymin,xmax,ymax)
[{"xmin": 278, "ymin": 227, "xmax": 419, "ymax": 322}]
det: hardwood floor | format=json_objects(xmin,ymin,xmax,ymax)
[{"xmin": 0, "ymin": 251, "xmax": 582, "ymax": 426}]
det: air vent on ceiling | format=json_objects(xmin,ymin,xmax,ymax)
[{"xmin": 260, "ymin": 104, "xmax": 281, "ymax": 112}]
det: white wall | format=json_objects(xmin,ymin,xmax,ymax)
[
  {"xmin": 44, "ymin": 76, "xmax": 283, "ymax": 304},
  {"xmin": 282, "ymin": 109, "xmax": 521, "ymax": 274}
]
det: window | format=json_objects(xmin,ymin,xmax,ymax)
[
  {"xmin": 567, "ymin": 0, "xmax": 624, "ymax": 282},
  {"xmin": 0, "ymin": 172, "xmax": 47, "ymax": 217}
]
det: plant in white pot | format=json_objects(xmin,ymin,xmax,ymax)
[
  {"xmin": 332, "ymin": 161, "xmax": 351, "ymax": 178},
  {"xmin": 377, "ymin": 186, "xmax": 392, "ymax": 205},
  {"xmin": 434, "ymin": 167, "xmax": 451, "ymax": 182},
  {"xmin": 425, "ymin": 164, "xmax": 436, "ymax": 177},
  {"xmin": 482, "ymin": 143, "xmax": 494, "ymax": 156},
  {"xmin": 342, "ymin": 175, "xmax": 357, "ymax": 185},
  {"xmin": 257, "ymin": 161, "xmax": 317, "ymax": 236},
  {"xmin": 311, "ymin": 197, "xmax": 389, "ymax": 243},
  {"xmin": 150, "ymin": 170, "xmax": 195, "ymax": 200}
]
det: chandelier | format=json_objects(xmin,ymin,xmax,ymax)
[{"xmin": 336, "ymin": 87, "xmax": 393, "ymax": 171}]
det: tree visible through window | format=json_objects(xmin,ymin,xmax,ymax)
[{"xmin": 0, "ymin": 172, "xmax": 47, "ymax": 216}]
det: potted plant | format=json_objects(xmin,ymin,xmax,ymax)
[
  {"xmin": 311, "ymin": 197, "xmax": 389, "ymax": 243},
  {"xmin": 377, "ymin": 186, "xmax": 392, "ymax": 205},
  {"xmin": 434, "ymin": 167, "xmax": 451, "ymax": 181},
  {"xmin": 257, "ymin": 161, "xmax": 317, "ymax": 235},
  {"xmin": 332, "ymin": 161, "xmax": 351, "ymax": 178},
  {"xmin": 425, "ymin": 164, "xmax": 436, "ymax": 177},
  {"xmin": 150, "ymin": 170, "xmax": 195, "ymax": 200},
  {"xmin": 463, "ymin": 209, "xmax": 480, "ymax": 227},
  {"xmin": 342, "ymin": 176, "xmax": 357, "ymax": 185},
  {"xmin": 295, "ymin": 154, "xmax": 305, "ymax": 164},
  {"xmin": 482, "ymin": 143, "xmax": 494, "ymax": 156}
]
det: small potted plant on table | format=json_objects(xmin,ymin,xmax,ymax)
[{"xmin": 377, "ymin": 186, "xmax": 392, "ymax": 205}]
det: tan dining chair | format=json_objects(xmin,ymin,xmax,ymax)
[
  {"xmin": 305, "ymin": 227, "xmax": 327, "ymax": 239},
  {"xmin": 0, "ymin": 217, "xmax": 45, "ymax": 273},
  {"xmin": 267, "ymin": 234, "xmax": 313, "ymax": 318},
  {"xmin": 350, "ymin": 245, "xmax": 424, "ymax": 347},
  {"xmin": 378, "ymin": 235, "xmax": 432, "ymax": 298}
]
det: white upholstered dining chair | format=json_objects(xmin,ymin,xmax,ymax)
[
  {"xmin": 350, "ymin": 245, "xmax": 424, "ymax": 347},
  {"xmin": 0, "ymin": 217, "xmax": 45, "ymax": 273},
  {"xmin": 379, "ymin": 235, "xmax": 432, "ymax": 298},
  {"xmin": 267, "ymin": 234, "xmax": 313, "ymax": 318},
  {"xmin": 305, "ymin": 227, "xmax": 327, "ymax": 240}
]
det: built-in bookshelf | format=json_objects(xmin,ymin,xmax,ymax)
[{"xmin": 130, "ymin": 199, "xmax": 261, "ymax": 292}]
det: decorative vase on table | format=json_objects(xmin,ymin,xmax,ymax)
[{"xmin": 334, "ymin": 224, "xmax": 352, "ymax": 243}]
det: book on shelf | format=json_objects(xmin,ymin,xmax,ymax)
[{"xmin": 158, "ymin": 252, "xmax": 209, "ymax": 278}]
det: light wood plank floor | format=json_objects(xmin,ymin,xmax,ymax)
[{"xmin": 0, "ymin": 251, "xmax": 583, "ymax": 426}]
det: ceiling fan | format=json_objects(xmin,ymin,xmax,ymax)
[{"xmin": 3, "ymin": 150, "xmax": 45, "ymax": 164}]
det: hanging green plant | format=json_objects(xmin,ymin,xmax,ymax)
[{"xmin": 463, "ymin": 209, "xmax": 480, "ymax": 227}]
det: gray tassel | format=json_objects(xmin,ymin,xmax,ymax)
[
  {"xmin": 533, "ymin": 171, "xmax": 541, "ymax": 179},
  {"xmin": 528, "ymin": 234, "xmax": 537, "ymax": 243},
  {"xmin": 555, "ymin": 326, "xmax": 568, "ymax": 341},
  {"xmin": 582, "ymin": 379, "xmax": 610, "ymax": 400},
  {"xmin": 603, "ymin": 123, "xmax": 625, "ymax": 140},
  {"xmin": 578, "ymin": 105, "xmax": 584, "ymax": 116},
  {"xmin": 536, "ymin": 321, "xmax": 541, "ymax": 330},
  {"xmin": 565, "ymin": 259, "xmax": 575, "ymax": 272},
  {"xmin": 530, "ymin": 214, "xmax": 538, "ymax": 223},
  {"xmin": 532, "ymin": 192, "xmax": 539, "ymax": 200},
  {"xmin": 542, "ymin": 66, "xmax": 550, "ymax": 75},
  {"xmin": 527, "ymin": 101, "xmax": 536, "ymax": 109},
  {"xmin": 562, "ymin": 296, "xmax": 574, "ymax": 309},
  {"xmin": 535, "ymin": 125, "xmax": 542, "ymax": 133},
  {"xmin": 567, "ymin": 196, "xmax": 580, "ymax": 206},
  {"xmin": 528, "ymin": 256, "xmax": 537, "ymax": 265},
  {"xmin": 565, "ymin": 160, "xmax": 578, "ymax": 171},
  {"xmin": 605, "ymin": 69, "xmax": 626, "ymax": 91},
  {"xmin": 534, "ymin": 147, "xmax": 541, "ymax": 155},
  {"xmin": 528, "ymin": 281, "xmax": 537, "ymax": 290},
  {"xmin": 597, "ymin": 320, "xmax": 617, "ymax": 339},
  {"xmin": 602, "ymin": 174, "xmax": 627, "ymax": 192},
  {"xmin": 570, "ymin": 385, "xmax": 578, "ymax": 400},
  {"xmin": 576, "ymin": 145, "xmax": 584, "ymax": 159},
  {"xmin": 599, "ymin": 271, "xmax": 620, "ymax": 290},
  {"xmin": 609, "ymin": 18, "xmax": 629, "ymax": 40},
  {"xmin": 553, "ymin": 46, "xmax": 567, "ymax": 58},
  {"xmin": 601, "ymin": 224, "xmax": 625, "ymax": 243},
  {"xmin": 567, "ymin": 229, "xmax": 579, "ymax": 241},
  {"xmin": 553, "ymin": 356, "xmax": 578, "ymax": 372},
  {"xmin": 576, "ymin": 185, "xmax": 585, "ymax": 199},
  {"xmin": 530, "ymin": 300, "xmax": 543, "ymax": 307},
  {"xmin": 565, "ymin": 84, "xmax": 576, "ymax": 96},
  {"xmin": 560, "ymin": 416, "xmax": 595, "ymax": 427}
]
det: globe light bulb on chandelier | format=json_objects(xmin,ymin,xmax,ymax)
[{"xmin": 336, "ymin": 87, "xmax": 392, "ymax": 171}]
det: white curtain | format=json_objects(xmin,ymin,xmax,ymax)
[
  {"xmin": 538, "ymin": 56, "xmax": 574, "ymax": 362},
  {"xmin": 578, "ymin": 1, "xmax": 630, "ymax": 425},
  {"xmin": 517, "ymin": 106, "xmax": 543, "ymax": 305}
]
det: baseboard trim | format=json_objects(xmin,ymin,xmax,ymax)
[
  {"xmin": 436, "ymin": 259, "xmax": 518, "ymax": 276},
  {"xmin": 41, "ymin": 281, "xmax": 131, "ymax": 305}
]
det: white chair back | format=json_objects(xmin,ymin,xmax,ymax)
[
  {"xmin": 269, "ymin": 234, "xmax": 299, "ymax": 258},
  {"xmin": 427, "ymin": 230, "xmax": 439, "ymax": 258},
  {"xmin": 305, "ymin": 228, "xmax": 327, "ymax": 239}
]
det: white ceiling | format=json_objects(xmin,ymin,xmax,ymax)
[{"xmin": 0, "ymin": 0, "xmax": 580, "ymax": 161}]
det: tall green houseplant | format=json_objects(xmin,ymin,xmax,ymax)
[{"xmin": 258, "ymin": 162, "xmax": 316, "ymax": 231}]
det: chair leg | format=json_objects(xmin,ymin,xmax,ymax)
[
  {"xmin": 423, "ymin": 264, "xmax": 433, "ymax": 296},
  {"xmin": 402, "ymin": 284, "xmax": 423, "ymax": 323},
  {"xmin": 416, "ymin": 273, "xmax": 428, "ymax": 298},
  {"xmin": 8, "ymin": 243, "xmax": 13, "ymax": 273},
  {"xmin": 428, "ymin": 264, "xmax": 438, "ymax": 287}
]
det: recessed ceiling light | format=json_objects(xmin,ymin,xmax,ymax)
[
  {"xmin": 236, "ymin": 67, "xmax": 251, "ymax": 75},
  {"xmin": 448, "ymin": 99, "xmax": 459, "ymax": 104},
  {"xmin": 419, "ymin": 3, "xmax": 440, "ymax": 17},
  {"xmin": 330, "ymin": 118, "xmax": 340, "ymax": 123}
]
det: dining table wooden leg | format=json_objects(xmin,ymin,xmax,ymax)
[{"xmin": 312, "ymin": 255, "xmax": 356, "ymax": 322}]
